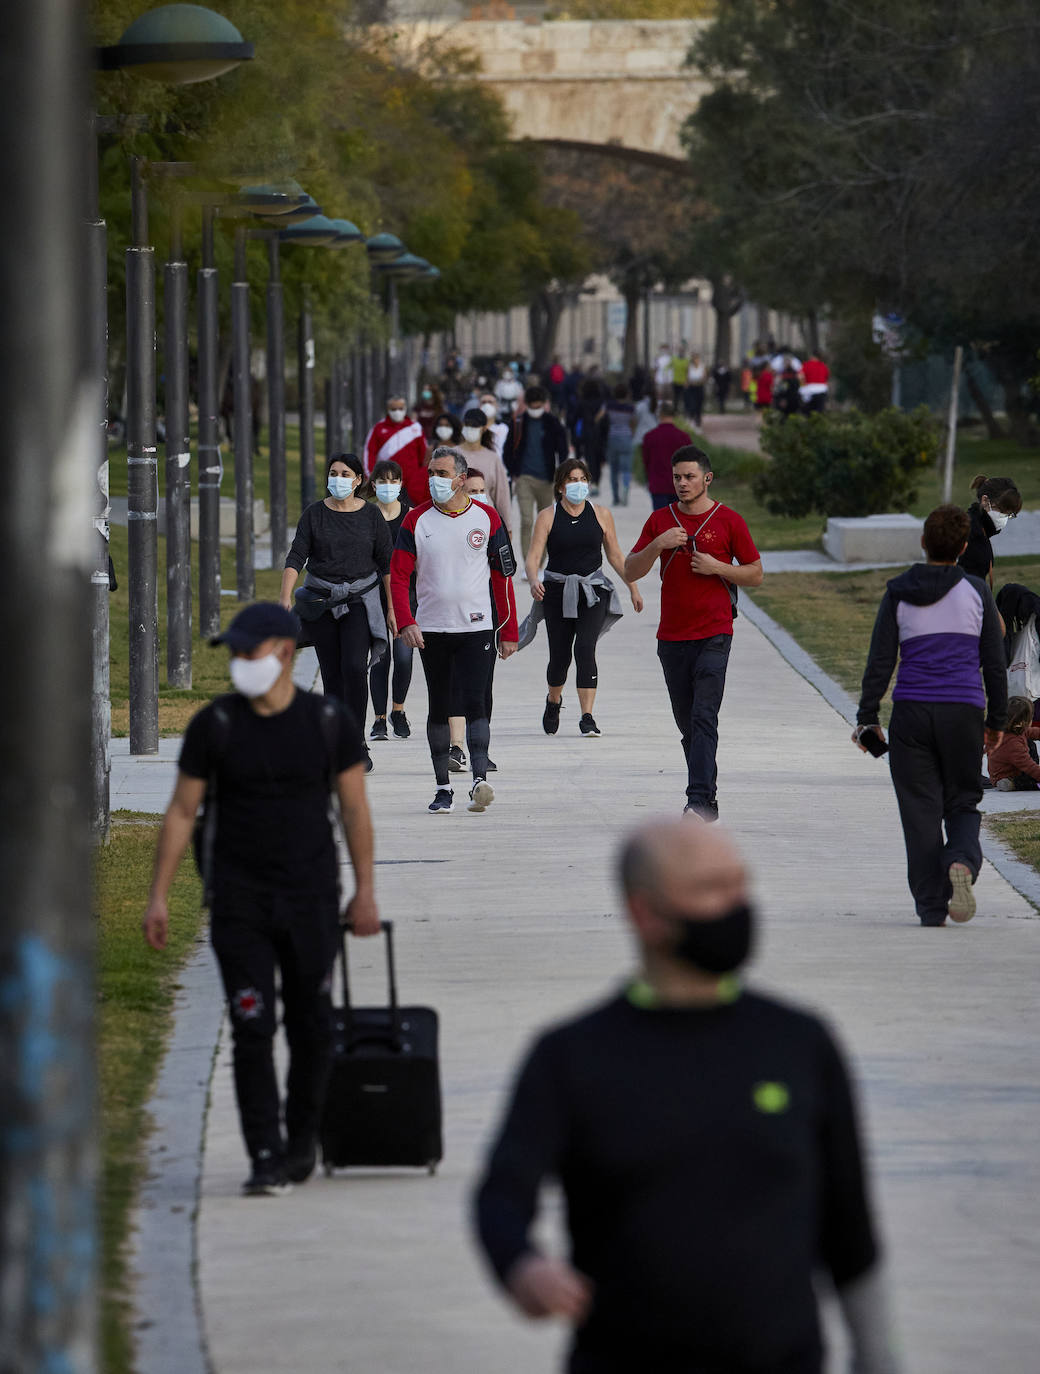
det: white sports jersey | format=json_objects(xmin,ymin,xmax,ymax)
[{"xmin": 392, "ymin": 499, "xmax": 515, "ymax": 635}]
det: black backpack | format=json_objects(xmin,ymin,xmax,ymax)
[{"xmin": 192, "ymin": 693, "xmax": 342, "ymax": 905}]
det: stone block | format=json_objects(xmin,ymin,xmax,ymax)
[
  {"xmin": 823, "ymin": 513, "xmax": 923, "ymax": 564},
  {"xmin": 157, "ymin": 497, "xmax": 268, "ymax": 540}
]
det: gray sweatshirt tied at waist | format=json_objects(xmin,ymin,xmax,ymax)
[
  {"xmin": 516, "ymin": 568, "xmax": 623, "ymax": 651},
  {"xmin": 301, "ymin": 571, "xmax": 388, "ymax": 665}
]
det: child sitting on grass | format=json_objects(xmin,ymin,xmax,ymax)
[{"xmin": 987, "ymin": 695, "xmax": 1040, "ymax": 791}]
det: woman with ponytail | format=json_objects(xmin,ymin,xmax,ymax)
[{"xmin": 959, "ymin": 475, "xmax": 1022, "ymax": 585}]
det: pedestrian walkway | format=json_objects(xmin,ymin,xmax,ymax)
[{"xmin": 115, "ymin": 487, "xmax": 1036, "ymax": 1374}]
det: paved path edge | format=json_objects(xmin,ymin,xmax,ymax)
[
  {"xmin": 741, "ymin": 594, "xmax": 1040, "ymax": 914},
  {"xmin": 128, "ymin": 933, "xmax": 224, "ymax": 1374}
]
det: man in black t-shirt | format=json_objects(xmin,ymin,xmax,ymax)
[
  {"xmin": 474, "ymin": 820, "xmax": 902, "ymax": 1374},
  {"xmin": 143, "ymin": 603, "xmax": 380, "ymax": 1197}
]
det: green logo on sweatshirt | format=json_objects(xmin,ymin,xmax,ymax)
[{"xmin": 753, "ymin": 1081, "xmax": 790, "ymax": 1114}]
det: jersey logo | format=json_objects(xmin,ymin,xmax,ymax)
[
  {"xmin": 752, "ymin": 1081, "xmax": 790, "ymax": 1114},
  {"xmin": 467, "ymin": 527, "xmax": 487, "ymax": 549},
  {"xmin": 469, "ymin": 611, "xmax": 486, "ymax": 623}
]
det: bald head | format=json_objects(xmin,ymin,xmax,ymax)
[{"xmin": 619, "ymin": 820, "xmax": 747, "ymax": 923}]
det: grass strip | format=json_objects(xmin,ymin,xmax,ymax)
[
  {"xmin": 747, "ymin": 556, "xmax": 1040, "ymax": 728},
  {"xmin": 983, "ymin": 813, "xmax": 1040, "ymax": 885},
  {"xmin": 96, "ymin": 815, "xmax": 205, "ymax": 1372}
]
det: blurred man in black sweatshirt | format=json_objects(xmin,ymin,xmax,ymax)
[{"xmin": 473, "ymin": 820, "xmax": 901, "ymax": 1374}]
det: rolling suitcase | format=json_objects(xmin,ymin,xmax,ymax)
[{"xmin": 320, "ymin": 920, "xmax": 443, "ymax": 1175}]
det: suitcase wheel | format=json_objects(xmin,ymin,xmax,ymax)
[
  {"xmin": 323, "ymin": 1163, "xmax": 335, "ymax": 1178},
  {"xmin": 427, "ymin": 1161, "xmax": 437, "ymax": 1176}
]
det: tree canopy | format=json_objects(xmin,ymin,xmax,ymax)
[{"xmin": 682, "ymin": 0, "xmax": 1040, "ymax": 434}]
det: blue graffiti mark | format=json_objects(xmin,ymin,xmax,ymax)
[{"xmin": 0, "ymin": 932, "xmax": 96, "ymax": 1350}]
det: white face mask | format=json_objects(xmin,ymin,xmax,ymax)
[
  {"xmin": 988, "ymin": 509, "xmax": 1010, "ymax": 532},
  {"xmin": 481, "ymin": 403, "xmax": 497, "ymax": 419},
  {"xmin": 388, "ymin": 408, "xmax": 406, "ymax": 423},
  {"xmin": 374, "ymin": 481, "xmax": 401, "ymax": 504},
  {"xmin": 467, "ymin": 489, "xmax": 486, "ymax": 501},
  {"xmin": 327, "ymin": 475, "xmax": 354, "ymax": 500},
  {"xmin": 435, "ymin": 425, "xmax": 454, "ymax": 440},
  {"xmin": 230, "ymin": 652, "xmax": 282, "ymax": 699},
  {"xmin": 461, "ymin": 426, "xmax": 483, "ymax": 443},
  {"xmin": 526, "ymin": 407, "xmax": 545, "ymax": 419}
]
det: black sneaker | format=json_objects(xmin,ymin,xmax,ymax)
[
  {"xmin": 428, "ymin": 787, "xmax": 454, "ymax": 813},
  {"xmin": 448, "ymin": 745, "xmax": 467, "ymax": 772},
  {"xmin": 285, "ymin": 1137, "xmax": 317, "ymax": 1185},
  {"xmin": 389, "ymin": 709, "xmax": 411, "ymax": 739},
  {"xmin": 485, "ymin": 758, "xmax": 498, "ymax": 772},
  {"xmin": 242, "ymin": 1149, "xmax": 291, "ymax": 1198},
  {"xmin": 364, "ymin": 747, "xmax": 374, "ymax": 773},
  {"xmin": 579, "ymin": 713, "xmax": 601, "ymax": 737},
  {"xmin": 543, "ymin": 696, "xmax": 562, "ymax": 735},
  {"xmin": 370, "ymin": 717, "xmax": 389, "ymax": 742}
]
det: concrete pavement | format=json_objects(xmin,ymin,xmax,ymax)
[
  {"xmin": 120, "ymin": 486, "xmax": 1040, "ymax": 1371},
  {"xmin": 114, "ymin": 487, "xmax": 1040, "ymax": 1374}
]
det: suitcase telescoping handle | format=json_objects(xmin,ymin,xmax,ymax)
[{"xmin": 339, "ymin": 918, "xmax": 402, "ymax": 1046}]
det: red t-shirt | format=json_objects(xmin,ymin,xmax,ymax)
[
  {"xmin": 631, "ymin": 502, "xmax": 761, "ymax": 641},
  {"xmin": 802, "ymin": 358, "xmax": 830, "ymax": 385}
]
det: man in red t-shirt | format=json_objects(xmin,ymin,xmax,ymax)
[
  {"xmin": 800, "ymin": 351, "xmax": 830, "ymax": 413},
  {"xmin": 625, "ymin": 445, "xmax": 763, "ymax": 819},
  {"xmin": 641, "ymin": 401, "xmax": 691, "ymax": 510}
]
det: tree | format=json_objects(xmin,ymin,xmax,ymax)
[{"xmin": 682, "ymin": 0, "xmax": 1040, "ymax": 439}]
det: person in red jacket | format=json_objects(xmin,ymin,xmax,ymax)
[
  {"xmin": 753, "ymin": 365, "xmax": 774, "ymax": 411},
  {"xmin": 801, "ymin": 351, "xmax": 830, "ymax": 413},
  {"xmin": 641, "ymin": 402, "xmax": 691, "ymax": 510},
  {"xmin": 364, "ymin": 395, "xmax": 428, "ymax": 505}
]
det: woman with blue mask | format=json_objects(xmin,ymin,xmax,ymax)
[
  {"xmin": 521, "ymin": 459, "xmax": 644, "ymax": 738},
  {"xmin": 368, "ymin": 459, "xmax": 416, "ymax": 741},
  {"xmin": 281, "ymin": 453, "xmax": 394, "ymax": 770}
]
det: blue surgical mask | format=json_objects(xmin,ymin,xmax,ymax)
[
  {"xmin": 327, "ymin": 475, "xmax": 354, "ymax": 500},
  {"xmin": 375, "ymin": 481, "xmax": 401, "ymax": 504},
  {"xmin": 564, "ymin": 481, "xmax": 589, "ymax": 504},
  {"xmin": 429, "ymin": 474, "xmax": 456, "ymax": 504}
]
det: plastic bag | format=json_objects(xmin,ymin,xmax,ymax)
[{"xmin": 1007, "ymin": 615, "xmax": 1040, "ymax": 700}]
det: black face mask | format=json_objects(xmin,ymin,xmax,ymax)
[{"xmin": 669, "ymin": 901, "xmax": 755, "ymax": 975}]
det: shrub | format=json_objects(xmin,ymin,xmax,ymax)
[{"xmin": 753, "ymin": 407, "xmax": 939, "ymax": 518}]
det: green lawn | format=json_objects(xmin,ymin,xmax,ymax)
[
  {"xmin": 108, "ymin": 522, "xmax": 283, "ymax": 735},
  {"xmin": 96, "ymin": 816, "xmax": 204, "ymax": 1372},
  {"xmin": 984, "ymin": 813, "xmax": 1040, "ymax": 884}
]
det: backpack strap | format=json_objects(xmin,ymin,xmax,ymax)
[{"xmin": 196, "ymin": 697, "xmax": 235, "ymax": 905}]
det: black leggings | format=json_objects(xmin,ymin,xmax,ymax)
[
  {"xmin": 370, "ymin": 636, "xmax": 414, "ymax": 716},
  {"xmin": 420, "ymin": 630, "xmax": 495, "ymax": 785},
  {"xmin": 543, "ymin": 583, "xmax": 610, "ymax": 690},
  {"xmin": 309, "ymin": 608, "xmax": 372, "ymax": 740}
]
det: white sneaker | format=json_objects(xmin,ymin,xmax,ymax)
[
  {"xmin": 947, "ymin": 863, "xmax": 976, "ymax": 923},
  {"xmin": 468, "ymin": 778, "xmax": 495, "ymax": 813}
]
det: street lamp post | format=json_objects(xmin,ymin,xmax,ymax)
[
  {"xmin": 164, "ymin": 198, "xmax": 191, "ymax": 687},
  {"xmin": 126, "ymin": 155, "xmax": 160, "ymax": 755},
  {"xmin": 197, "ymin": 203, "xmax": 222, "ymax": 637},
  {"xmin": 265, "ymin": 236, "xmax": 287, "ymax": 566},
  {"xmin": 231, "ymin": 224, "xmax": 254, "ymax": 601},
  {"xmin": 298, "ymin": 298, "xmax": 316, "ymax": 507}
]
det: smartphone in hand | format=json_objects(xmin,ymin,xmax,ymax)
[{"xmin": 859, "ymin": 728, "xmax": 889, "ymax": 758}]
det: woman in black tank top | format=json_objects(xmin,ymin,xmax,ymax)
[{"xmin": 525, "ymin": 459, "xmax": 644, "ymax": 737}]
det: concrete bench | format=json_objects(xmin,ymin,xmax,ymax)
[{"xmin": 823, "ymin": 513, "xmax": 923, "ymax": 564}]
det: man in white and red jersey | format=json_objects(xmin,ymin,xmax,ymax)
[
  {"xmin": 391, "ymin": 446, "xmax": 519, "ymax": 815},
  {"xmin": 364, "ymin": 394, "xmax": 427, "ymax": 505},
  {"xmin": 625, "ymin": 445, "xmax": 763, "ymax": 821}
]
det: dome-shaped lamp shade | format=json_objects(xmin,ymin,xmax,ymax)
[
  {"xmin": 100, "ymin": 4, "xmax": 254, "ymax": 85},
  {"xmin": 279, "ymin": 197, "xmax": 323, "ymax": 224},
  {"xmin": 327, "ymin": 219, "xmax": 364, "ymax": 248},
  {"xmin": 365, "ymin": 233, "xmax": 406, "ymax": 262},
  {"xmin": 375, "ymin": 253, "xmax": 430, "ymax": 279},
  {"xmin": 235, "ymin": 184, "xmax": 309, "ymax": 216},
  {"xmin": 278, "ymin": 215, "xmax": 340, "ymax": 247}
]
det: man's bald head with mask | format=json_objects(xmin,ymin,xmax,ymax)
[{"xmin": 618, "ymin": 820, "xmax": 755, "ymax": 1002}]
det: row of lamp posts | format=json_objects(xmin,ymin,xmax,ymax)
[{"xmin": 93, "ymin": 4, "xmax": 439, "ymax": 835}]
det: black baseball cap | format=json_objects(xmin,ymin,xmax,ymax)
[{"xmin": 211, "ymin": 602, "xmax": 300, "ymax": 652}]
